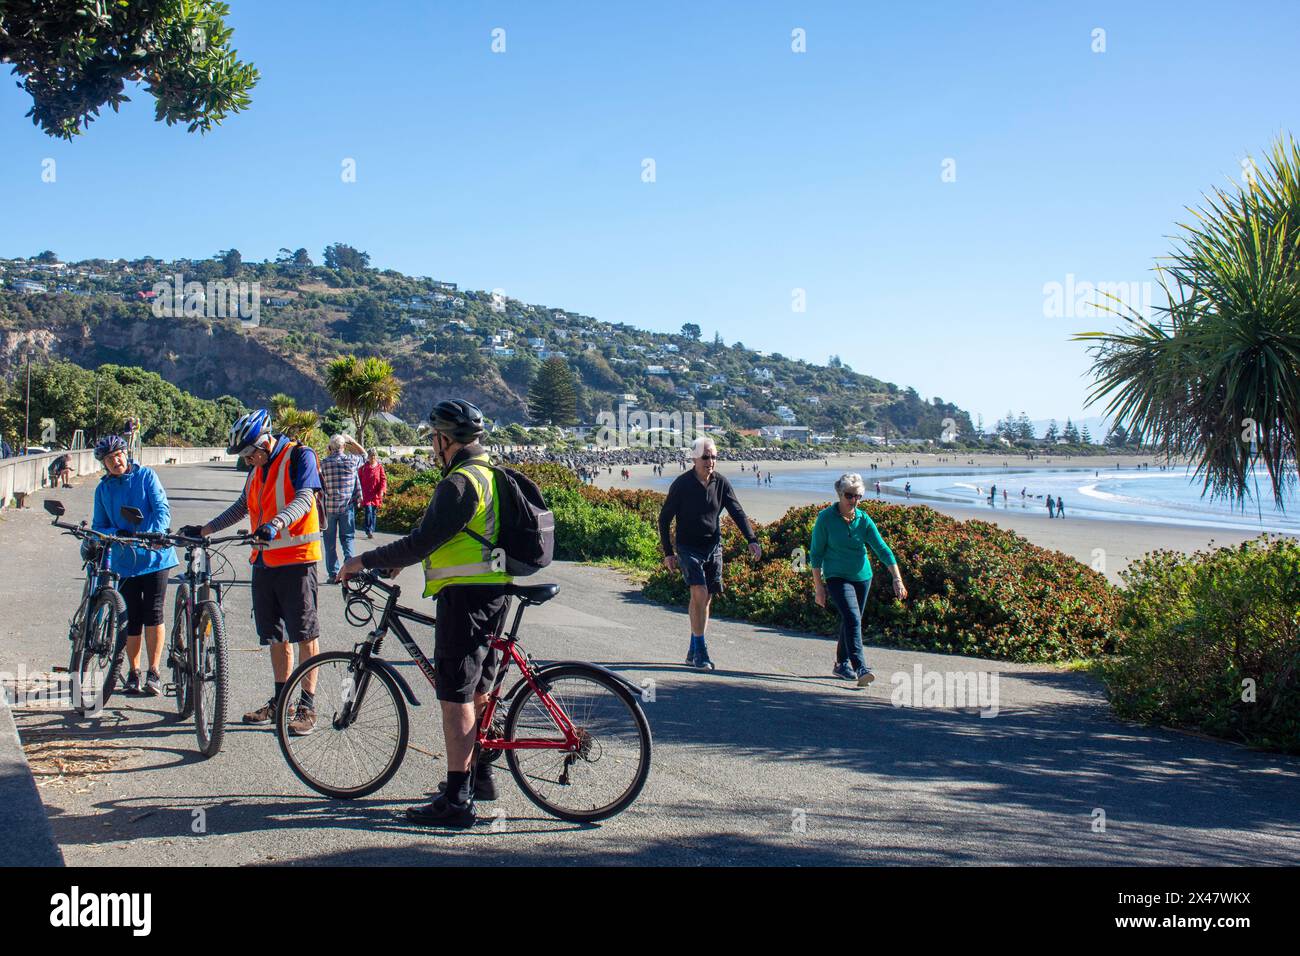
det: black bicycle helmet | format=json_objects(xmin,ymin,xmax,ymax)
[
  {"xmin": 94, "ymin": 434, "xmax": 129, "ymax": 461},
  {"xmin": 428, "ymin": 399, "xmax": 485, "ymax": 444}
]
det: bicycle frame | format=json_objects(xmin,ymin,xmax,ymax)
[{"xmin": 344, "ymin": 579, "xmax": 580, "ymax": 753}]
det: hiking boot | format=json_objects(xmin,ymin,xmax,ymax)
[
  {"xmin": 143, "ymin": 671, "xmax": 163, "ymax": 696},
  {"xmin": 243, "ymin": 698, "xmax": 277, "ymax": 724},
  {"xmin": 406, "ymin": 795, "xmax": 476, "ymax": 829},
  {"xmin": 288, "ymin": 704, "xmax": 316, "ymax": 736},
  {"xmin": 124, "ymin": 670, "xmax": 141, "ymax": 694}
]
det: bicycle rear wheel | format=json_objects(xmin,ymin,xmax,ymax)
[
  {"xmin": 276, "ymin": 652, "xmax": 409, "ymax": 799},
  {"xmin": 505, "ymin": 664, "xmax": 651, "ymax": 822},
  {"xmin": 72, "ymin": 589, "xmax": 127, "ymax": 716},
  {"xmin": 192, "ymin": 601, "xmax": 229, "ymax": 758},
  {"xmin": 169, "ymin": 583, "xmax": 193, "ymax": 719}
]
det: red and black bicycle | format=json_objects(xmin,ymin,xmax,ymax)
[{"xmin": 275, "ymin": 570, "xmax": 652, "ymax": 822}]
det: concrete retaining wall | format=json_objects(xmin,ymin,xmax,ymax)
[{"xmin": 1, "ymin": 447, "xmax": 232, "ymax": 509}]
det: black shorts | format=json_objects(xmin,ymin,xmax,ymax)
[
  {"xmin": 433, "ymin": 584, "xmax": 508, "ymax": 703},
  {"xmin": 251, "ymin": 562, "xmax": 320, "ymax": 645},
  {"xmin": 677, "ymin": 542, "xmax": 724, "ymax": 595},
  {"xmin": 120, "ymin": 568, "xmax": 169, "ymax": 634}
]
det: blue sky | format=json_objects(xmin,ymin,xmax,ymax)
[{"xmin": 2, "ymin": 1, "xmax": 1297, "ymax": 428}]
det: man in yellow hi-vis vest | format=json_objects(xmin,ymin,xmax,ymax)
[{"xmin": 340, "ymin": 399, "xmax": 511, "ymax": 828}]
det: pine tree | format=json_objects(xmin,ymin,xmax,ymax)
[
  {"xmin": 1080, "ymin": 424, "xmax": 1093, "ymax": 444},
  {"xmin": 1016, "ymin": 412, "xmax": 1034, "ymax": 441},
  {"xmin": 1063, "ymin": 419, "xmax": 1080, "ymax": 443},
  {"xmin": 1044, "ymin": 420, "xmax": 1059, "ymax": 442},
  {"xmin": 528, "ymin": 357, "xmax": 578, "ymax": 426}
]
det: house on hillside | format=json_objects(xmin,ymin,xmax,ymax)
[
  {"xmin": 752, "ymin": 367, "xmax": 774, "ymax": 382},
  {"xmin": 12, "ymin": 279, "xmax": 48, "ymax": 293}
]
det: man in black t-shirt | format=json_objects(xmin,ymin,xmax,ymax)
[{"xmin": 657, "ymin": 436, "xmax": 761, "ymax": 670}]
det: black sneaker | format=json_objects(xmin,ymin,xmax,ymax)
[
  {"xmin": 124, "ymin": 670, "xmax": 141, "ymax": 694},
  {"xmin": 406, "ymin": 795, "xmax": 476, "ymax": 829},
  {"xmin": 694, "ymin": 638, "xmax": 716, "ymax": 671},
  {"xmin": 143, "ymin": 671, "xmax": 163, "ymax": 696}
]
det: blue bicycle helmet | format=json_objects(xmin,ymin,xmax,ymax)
[
  {"xmin": 93, "ymin": 434, "xmax": 129, "ymax": 461},
  {"xmin": 227, "ymin": 409, "xmax": 272, "ymax": 455}
]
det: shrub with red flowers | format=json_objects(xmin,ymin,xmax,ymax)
[{"xmin": 644, "ymin": 500, "xmax": 1121, "ymax": 662}]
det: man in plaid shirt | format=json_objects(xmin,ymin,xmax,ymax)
[{"xmin": 321, "ymin": 434, "xmax": 366, "ymax": 584}]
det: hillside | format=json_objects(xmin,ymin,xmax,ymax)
[{"xmin": 0, "ymin": 252, "xmax": 974, "ymax": 441}]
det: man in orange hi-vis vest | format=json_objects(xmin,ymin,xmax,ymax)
[{"xmin": 182, "ymin": 409, "xmax": 324, "ymax": 736}]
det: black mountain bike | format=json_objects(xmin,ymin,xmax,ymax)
[
  {"xmin": 276, "ymin": 571, "xmax": 652, "ymax": 822},
  {"xmin": 162, "ymin": 528, "xmax": 256, "ymax": 757},
  {"xmin": 46, "ymin": 500, "xmax": 161, "ymax": 716}
]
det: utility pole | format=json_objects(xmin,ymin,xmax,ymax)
[
  {"xmin": 94, "ymin": 376, "xmax": 101, "ymax": 438},
  {"xmin": 23, "ymin": 351, "xmax": 33, "ymax": 453}
]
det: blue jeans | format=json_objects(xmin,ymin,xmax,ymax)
[
  {"xmin": 824, "ymin": 577, "xmax": 870, "ymax": 670},
  {"xmin": 361, "ymin": 504, "xmax": 378, "ymax": 534},
  {"xmin": 324, "ymin": 509, "xmax": 356, "ymax": 579}
]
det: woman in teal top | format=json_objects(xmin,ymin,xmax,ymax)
[{"xmin": 811, "ymin": 473, "xmax": 908, "ymax": 686}]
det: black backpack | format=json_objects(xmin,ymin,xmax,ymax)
[{"xmin": 463, "ymin": 463, "xmax": 555, "ymax": 576}]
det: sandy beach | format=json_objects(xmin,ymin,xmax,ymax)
[{"xmin": 592, "ymin": 451, "xmax": 1279, "ymax": 583}]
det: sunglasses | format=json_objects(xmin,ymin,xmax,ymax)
[
  {"xmin": 843, "ymin": 492, "xmax": 862, "ymax": 500},
  {"xmin": 698, "ymin": 454, "xmax": 718, "ymax": 460}
]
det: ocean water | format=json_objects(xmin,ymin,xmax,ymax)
[{"xmin": 728, "ymin": 465, "xmax": 1300, "ymax": 534}]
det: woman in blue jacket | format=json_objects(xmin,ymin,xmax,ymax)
[
  {"xmin": 810, "ymin": 473, "xmax": 908, "ymax": 686},
  {"xmin": 91, "ymin": 435, "xmax": 179, "ymax": 696}
]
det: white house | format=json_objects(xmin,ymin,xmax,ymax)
[
  {"xmin": 646, "ymin": 365, "xmax": 669, "ymax": 375},
  {"xmin": 527, "ymin": 336, "xmax": 546, "ymax": 348},
  {"xmin": 752, "ymin": 367, "xmax": 775, "ymax": 382},
  {"xmin": 13, "ymin": 279, "xmax": 49, "ymax": 293}
]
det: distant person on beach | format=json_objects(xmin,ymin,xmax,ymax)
[
  {"xmin": 875, "ymin": 480, "xmax": 881, "ymax": 497},
  {"xmin": 658, "ymin": 437, "xmax": 761, "ymax": 670},
  {"xmin": 811, "ymin": 473, "xmax": 908, "ymax": 686},
  {"xmin": 1056, "ymin": 498, "xmax": 1066, "ymax": 517},
  {"xmin": 1046, "ymin": 496, "xmax": 1056, "ymax": 518},
  {"xmin": 904, "ymin": 481, "xmax": 911, "ymax": 499}
]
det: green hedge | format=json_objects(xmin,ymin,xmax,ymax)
[{"xmin": 1103, "ymin": 536, "xmax": 1300, "ymax": 752}]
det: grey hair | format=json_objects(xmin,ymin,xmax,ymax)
[
  {"xmin": 834, "ymin": 473, "xmax": 866, "ymax": 497},
  {"xmin": 691, "ymin": 435, "xmax": 717, "ymax": 459}
]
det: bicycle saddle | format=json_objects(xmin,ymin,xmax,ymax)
[{"xmin": 503, "ymin": 583, "xmax": 559, "ymax": 604}]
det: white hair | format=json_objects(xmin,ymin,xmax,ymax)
[
  {"xmin": 691, "ymin": 436, "xmax": 717, "ymax": 459},
  {"xmin": 834, "ymin": 473, "xmax": 866, "ymax": 497}
]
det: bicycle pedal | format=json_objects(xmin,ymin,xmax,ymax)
[{"xmin": 51, "ymin": 665, "xmax": 70, "ymax": 673}]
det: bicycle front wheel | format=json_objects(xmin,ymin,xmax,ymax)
[
  {"xmin": 505, "ymin": 664, "xmax": 652, "ymax": 822},
  {"xmin": 276, "ymin": 652, "xmax": 409, "ymax": 799},
  {"xmin": 169, "ymin": 583, "xmax": 193, "ymax": 719},
  {"xmin": 72, "ymin": 589, "xmax": 127, "ymax": 716},
  {"xmin": 192, "ymin": 601, "xmax": 229, "ymax": 758}
]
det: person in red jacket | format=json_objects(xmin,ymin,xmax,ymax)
[{"xmin": 358, "ymin": 449, "xmax": 388, "ymax": 539}]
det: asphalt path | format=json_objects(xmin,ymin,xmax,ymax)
[{"xmin": 2, "ymin": 462, "xmax": 1298, "ymax": 865}]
